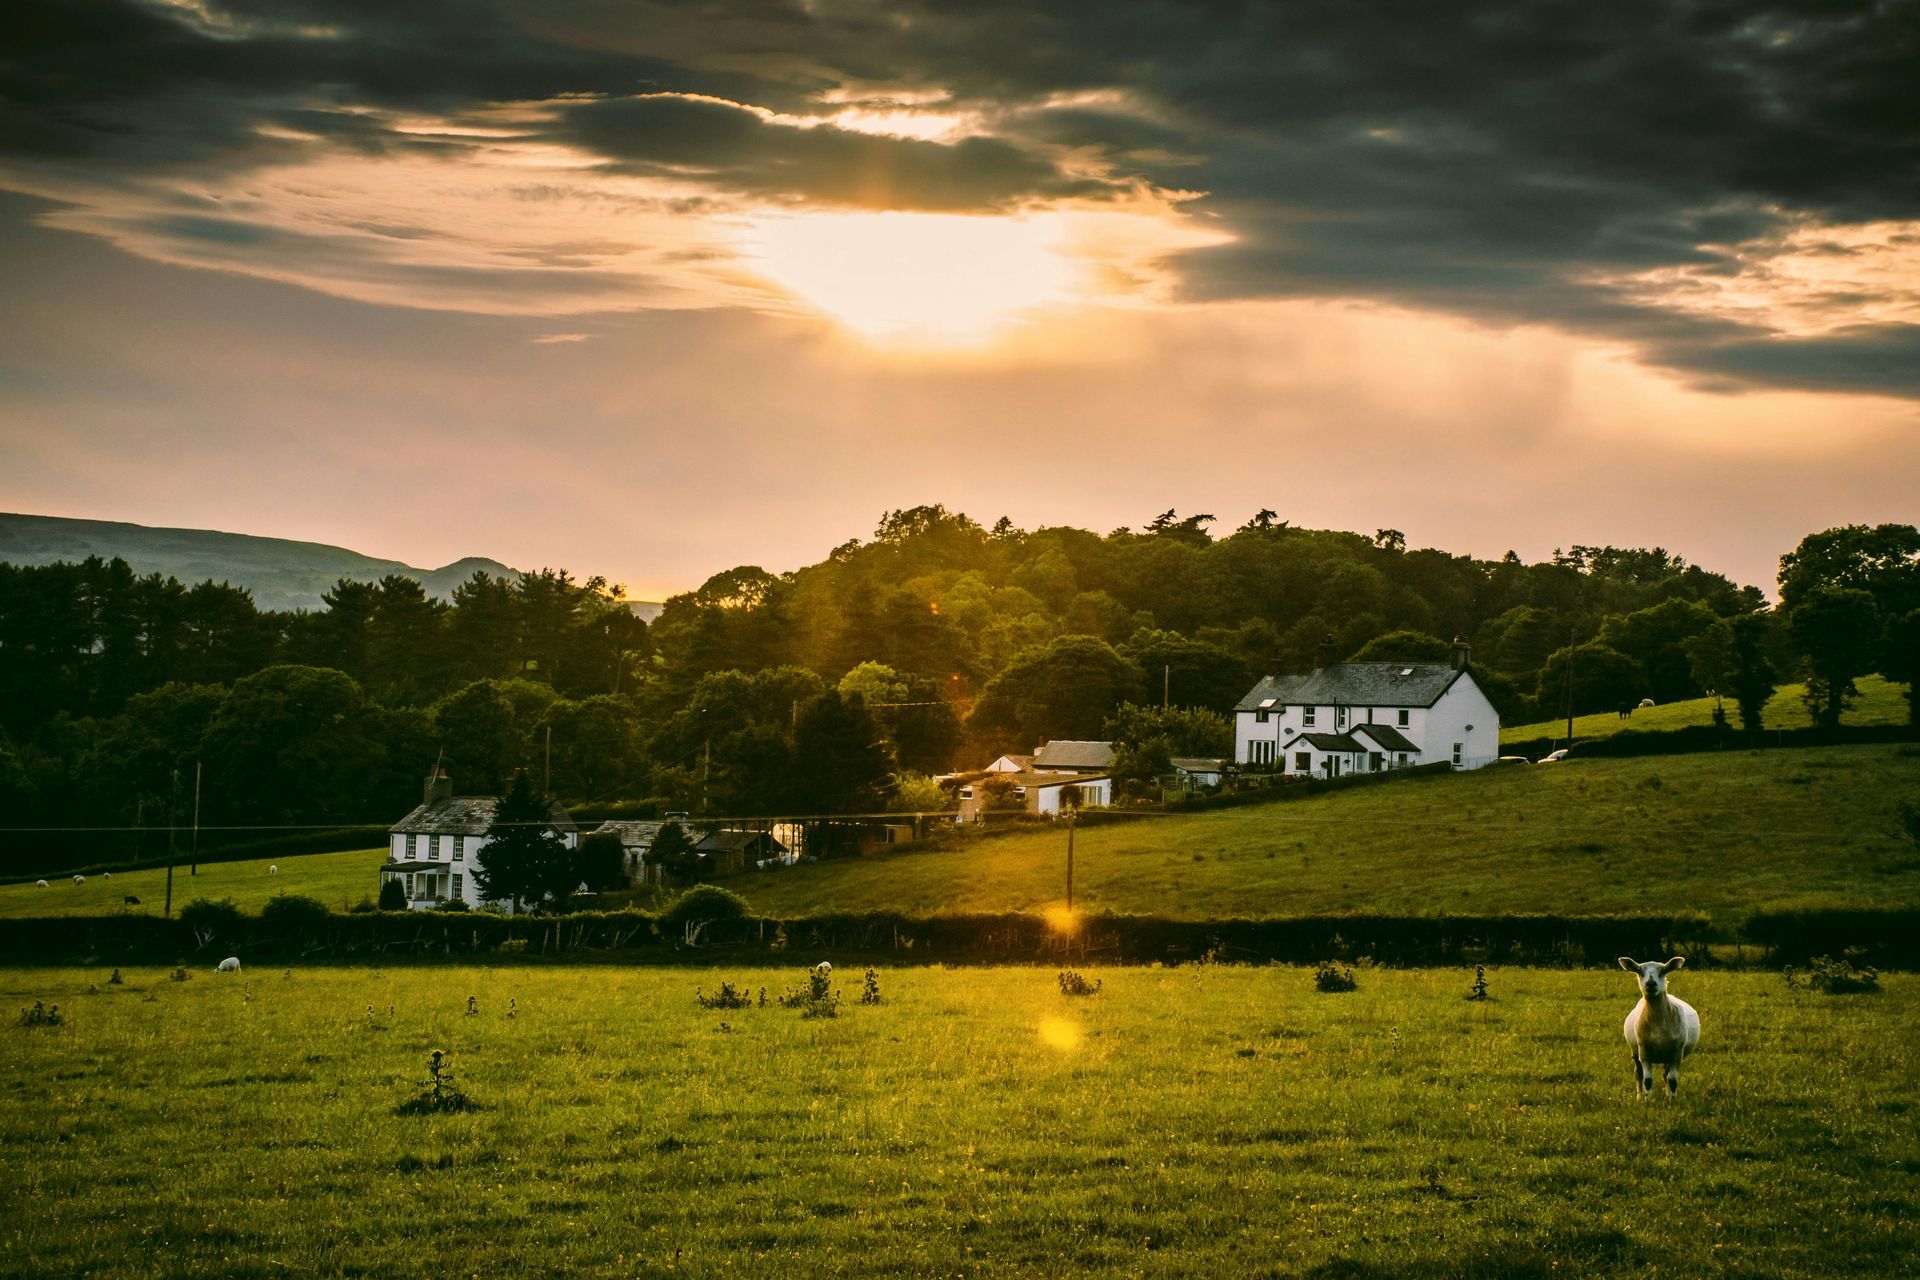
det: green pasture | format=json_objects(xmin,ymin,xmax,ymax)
[
  {"xmin": 1502, "ymin": 673, "xmax": 1909, "ymax": 745},
  {"xmin": 1, "ymin": 965, "xmax": 1912, "ymax": 1278},
  {"xmin": 736, "ymin": 744, "xmax": 1920, "ymax": 924},
  {"xmin": 0, "ymin": 847, "xmax": 386, "ymax": 919}
]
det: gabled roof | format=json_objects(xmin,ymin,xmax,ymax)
[
  {"xmin": 1278, "ymin": 731, "xmax": 1367, "ymax": 753},
  {"xmin": 696, "ymin": 829, "xmax": 787, "ymax": 854},
  {"xmin": 1169, "ymin": 756, "xmax": 1227, "ymax": 773},
  {"xmin": 1350, "ymin": 723, "xmax": 1419, "ymax": 753},
  {"xmin": 1236, "ymin": 663, "xmax": 1465, "ymax": 711},
  {"xmin": 1032, "ymin": 740, "xmax": 1115, "ymax": 771},
  {"xmin": 594, "ymin": 820, "xmax": 667, "ymax": 849},
  {"xmin": 390, "ymin": 796, "xmax": 577, "ymax": 836}
]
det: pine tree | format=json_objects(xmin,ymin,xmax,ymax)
[{"xmin": 472, "ymin": 773, "xmax": 570, "ymax": 911}]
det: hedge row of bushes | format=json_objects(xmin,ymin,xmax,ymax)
[
  {"xmin": 4, "ymin": 899, "xmax": 1909, "ymax": 968},
  {"xmin": 1502, "ymin": 722, "xmax": 1917, "ymax": 762}
]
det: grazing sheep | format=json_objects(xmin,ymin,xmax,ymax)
[
  {"xmin": 1619, "ymin": 956, "xmax": 1700, "ymax": 1097},
  {"xmin": 123, "ymin": 895, "xmax": 141, "ymax": 906},
  {"xmin": 35, "ymin": 879, "xmax": 48, "ymax": 888},
  {"xmin": 102, "ymin": 871, "xmax": 111, "ymax": 879},
  {"xmin": 73, "ymin": 874, "xmax": 85, "ymax": 885},
  {"xmin": 269, "ymin": 865, "xmax": 279, "ymax": 875},
  {"xmin": 1638, "ymin": 697, "xmax": 1655, "ymax": 709},
  {"xmin": 216, "ymin": 957, "xmax": 242, "ymax": 973}
]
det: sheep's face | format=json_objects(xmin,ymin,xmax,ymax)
[{"xmin": 1618, "ymin": 956, "xmax": 1684, "ymax": 998}]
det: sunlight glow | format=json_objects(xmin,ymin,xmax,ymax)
[
  {"xmin": 1042, "ymin": 904, "xmax": 1082, "ymax": 935},
  {"xmin": 745, "ymin": 211, "xmax": 1082, "ymax": 345},
  {"xmin": 1037, "ymin": 1016, "xmax": 1084, "ymax": 1052}
]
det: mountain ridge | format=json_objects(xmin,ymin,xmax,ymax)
[{"xmin": 0, "ymin": 511, "xmax": 529, "ymax": 613}]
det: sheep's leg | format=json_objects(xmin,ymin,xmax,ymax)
[
  {"xmin": 1631, "ymin": 1050, "xmax": 1649, "ymax": 1097},
  {"xmin": 1664, "ymin": 1063, "xmax": 1680, "ymax": 1097}
]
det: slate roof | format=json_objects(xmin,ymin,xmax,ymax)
[
  {"xmin": 595, "ymin": 820, "xmax": 667, "ymax": 850},
  {"xmin": 1235, "ymin": 663, "xmax": 1464, "ymax": 712},
  {"xmin": 389, "ymin": 796, "xmax": 578, "ymax": 837},
  {"xmin": 1032, "ymin": 740, "xmax": 1115, "ymax": 771},
  {"xmin": 1279, "ymin": 731, "xmax": 1367, "ymax": 753},
  {"xmin": 1350, "ymin": 723, "xmax": 1420, "ymax": 753},
  {"xmin": 1169, "ymin": 757, "xmax": 1227, "ymax": 773},
  {"xmin": 696, "ymin": 829, "xmax": 788, "ymax": 854}
]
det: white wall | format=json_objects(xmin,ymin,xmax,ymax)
[
  {"xmin": 1424, "ymin": 675, "xmax": 1501, "ymax": 769},
  {"xmin": 1029, "ymin": 777, "xmax": 1112, "ymax": 815}
]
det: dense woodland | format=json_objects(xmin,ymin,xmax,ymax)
[{"xmin": 1, "ymin": 509, "xmax": 1915, "ymax": 870}]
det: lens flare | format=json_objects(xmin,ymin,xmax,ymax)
[{"xmin": 1037, "ymin": 1016, "xmax": 1084, "ymax": 1052}]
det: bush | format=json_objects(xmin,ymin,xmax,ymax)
[
  {"xmin": 1785, "ymin": 950, "xmax": 1881, "ymax": 994},
  {"xmin": 178, "ymin": 898, "xmax": 246, "ymax": 947},
  {"xmin": 434, "ymin": 899, "xmax": 471, "ymax": 912},
  {"xmin": 696, "ymin": 980, "xmax": 752, "ymax": 1009},
  {"xmin": 259, "ymin": 893, "xmax": 331, "ymax": 936},
  {"xmin": 378, "ymin": 878, "xmax": 406, "ymax": 911},
  {"xmin": 659, "ymin": 884, "xmax": 752, "ymax": 934},
  {"xmin": 1314, "ymin": 961, "xmax": 1358, "ymax": 992},
  {"xmin": 1058, "ymin": 970, "xmax": 1101, "ymax": 996}
]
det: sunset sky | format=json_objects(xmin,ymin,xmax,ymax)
[{"xmin": 3, "ymin": 0, "xmax": 1917, "ymax": 597}]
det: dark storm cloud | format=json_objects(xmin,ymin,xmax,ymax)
[{"xmin": 5, "ymin": 0, "xmax": 1919, "ymax": 393}]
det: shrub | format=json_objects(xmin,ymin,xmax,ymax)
[
  {"xmin": 1784, "ymin": 950, "xmax": 1881, "ymax": 995},
  {"xmin": 696, "ymin": 980, "xmax": 752, "ymax": 1010},
  {"xmin": 860, "ymin": 968, "xmax": 883, "ymax": 1005},
  {"xmin": 659, "ymin": 884, "xmax": 752, "ymax": 935},
  {"xmin": 1058, "ymin": 970, "xmax": 1101, "ymax": 997},
  {"xmin": 178, "ymin": 898, "xmax": 245, "ymax": 947},
  {"xmin": 260, "ymin": 893, "xmax": 331, "ymax": 936},
  {"xmin": 18, "ymin": 1000, "xmax": 62, "ymax": 1027},
  {"xmin": 378, "ymin": 878, "xmax": 406, "ymax": 911},
  {"xmin": 1314, "ymin": 961, "xmax": 1358, "ymax": 993},
  {"xmin": 777, "ymin": 963, "xmax": 839, "ymax": 1017}
]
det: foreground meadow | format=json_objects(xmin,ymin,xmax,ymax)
[{"xmin": 1, "ymin": 965, "xmax": 1914, "ymax": 1278}]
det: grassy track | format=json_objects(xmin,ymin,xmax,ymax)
[
  {"xmin": 733, "ymin": 745, "xmax": 1920, "ymax": 923},
  {"xmin": 0, "ymin": 847, "xmax": 386, "ymax": 919},
  {"xmin": 1503, "ymin": 673, "xmax": 1909, "ymax": 744},
  {"xmin": 1, "ymin": 964, "xmax": 1912, "ymax": 1278}
]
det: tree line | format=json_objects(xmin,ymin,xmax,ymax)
[{"xmin": 1, "ymin": 510, "xmax": 1914, "ymax": 871}]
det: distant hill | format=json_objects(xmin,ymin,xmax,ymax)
[{"xmin": 0, "ymin": 512, "xmax": 528, "ymax": 613}]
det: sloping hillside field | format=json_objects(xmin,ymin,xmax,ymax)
[
  {"xmin": 2, "ymin": 965, "xmax": 1912, "ymax": 1278},
  {"xmin": 736, "ymin": 745, "xmax": 1920, "ymax": 925}
]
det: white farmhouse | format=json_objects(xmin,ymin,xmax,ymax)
[
  {"xmin": 383, "ymin": 771, "xmax": 578, "ymax": 910},
  {"xmin": 1233, "ymin": 639, "xmax": 1499, "ymax": 777},
  {"xmin": 954, "ymin": 740, "xmax": 1114, "ymax": 820}
]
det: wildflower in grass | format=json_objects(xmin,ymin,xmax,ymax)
[
  {"xmin": 1314, "ymin": 961, "xmax": 1357, "ymax": 993},
  {"xmin": 18, "ymin": 1000, "xmax": 62, "ymax": 1027},
  {"xmin": 169, "ymin": 967, "xmax": 190, "ymax": 983},
  {"xmin": 860, "ymin": 968, "xmax": 883, "ymax": 1005},
  {"xmin": 466, "ymin": 995, "xmax": 478, "ymax": 1016},
  {"xmin": 1466, "ymin": 965, "xmax": 1491, "ymax": 1001},
  {"xmin": 397, "ymin": 1048, "xmax": 474, "ymax": 1115},
  {"xmin": 697, "ymin": 981, "xmax": 751, "ymax": 1010},
  {"xmin": 1784, "ymin": 949, "xmax": 1881, "ymax": 994},
  {"xmin": 107, "ymin": 969, "xmax": 123, "ymax": 986}
]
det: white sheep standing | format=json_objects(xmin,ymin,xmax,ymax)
[
  {"xmin": 269, "ymin": 865, "xmax": 279, "ymax": 875},
  {"xmin": 102, "ymin": 871, "xmax": 111, "ymax": 880},
  {"xmin": 73, "ymin": 874, "xmax": 85, "ymax": 885},
  {"xmin": 1619, "ymin": 956, "xmax": 1700, "ymax": 1097},
  {"xmin": 217, "ymin": 957, "xmax": 242, "ymax": 973},
  {"xmin": 35, "ymin": 879, "xmax": 48, "ymax": 888}
]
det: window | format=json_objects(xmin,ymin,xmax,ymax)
[
  {"xmin": 1337, "ymin": 706, "xmax": 1348, "ymax": 729},
  {"xmin": 1302, "ymin": 707, "xmax": 1317, "ymax": 727},
  {"xmin": 1255, "ymin": 708, "xmax": 1269, "ymax": 723},
  {"xmin": 452, "ymin": 873, "xmax": 463, "ymax": 900},
  {"xmin": 404, "ymin": 834, "xmax": 416, "ymax": 860},
  {"xmin": 1397, "ymin": 709, "xmax": 1410, "ymax": 727},
  {"xmin": 1369, "ymin": 752, "xmax": 1383, "ymax": 772},
  {"xmin": 1397, "ymin": 753, "xmax": 1409, "ymax": 766},
  {"xmin": 404, "ymin": 873, "xmax": 415, "ymax": 897},
  {"xmin": 1256, "ymin": 697, "xmax": 1276, "ymax": 724},
  {"xmin": 1294, "ymin": 751, "xmax": 1311, "ymax": 772},
  {"xmin": 1451, "ymin": 742, "xmax": 1463, "ymax": 766},
  {"xmin": 1250, "ymin": 740, "xmax": 1274, "ymax": 765},
  {"xmin": 453, "ymin": 837, "xmax": 464, "ymax": 862}
]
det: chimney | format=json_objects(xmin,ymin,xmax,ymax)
[
  {"xmin": 424, "ymin": 769, "xmax": 453, "ymax": 807},
  {"xmin": 1315, "ymin": 633, "xmax": 1337, "ymax": 671},
  {"xmin": 1450, "ymin": 636, "xmax": 1472, "ymax": 671}
]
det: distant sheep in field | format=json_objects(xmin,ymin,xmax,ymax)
[
  {"xmin": 813, "ymin": 961, "xmax": 832, "ymax": 980},
  {"xmin": 73, "ymin": 874, "xmax": 85, "ymax": 885},
  {"xmin": 102, "ymin": 871, "xmax": 111, "ymax": 879},
  {"xmin": 217, "ymin": 957, "xmax": 241, "ymax": 973},
  {"xmin": 1619, "ymin": 956, "xmax": 1700, "ymax": 1097},
  {"xmin": 269, "ymin": 865, "xmax": 278, "ymax": 874},
  {"xmin": 1638, "ymin": 697, "xmax": 1655, "ymax": 709},
  {"xmin": 123, "ymin": 895, "xmax": 141, "ymax": 906},
  {"xmin": 35, "ymin": 879, "xmax": 48, "ymax": 888}
]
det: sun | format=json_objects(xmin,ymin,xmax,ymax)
[{"xmin": 744, "ymin": 210, "xmax": 1082, "ymax": 347}]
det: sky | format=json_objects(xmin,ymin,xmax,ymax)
[{"xmin": 2, "ymin": 0, "xmax": 1917, "ymax": 599}]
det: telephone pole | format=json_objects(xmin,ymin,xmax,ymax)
[
  {"xmin": 543, "ymin": 724, "xmax": 553, "ymax": 794},
  {"xmin": 1064, "ymin": 803, "xmax": 1076, "ymax": 911},
  {"xmin": 189, "ymin": 759, "xmax": 202, "ymax": 875},
  {"xmin": 1163, "ymin": 664, "xmax": 1170, "ymax": 709}
]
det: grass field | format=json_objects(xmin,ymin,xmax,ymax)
[
  {"xmin": 0, "ymin": 847, "xmax": 386, "ymax": 919},
  {"xmin": 1, "ymin": 964, "xmax": 1912, "ymax": 1279},
  {"xmin": 1502, "ymin": 673, "xmax": 1910, "ymax": 745},
  {"xmin": 733, "ymin": 744, "xmax": 1920, "ymax": 925}
]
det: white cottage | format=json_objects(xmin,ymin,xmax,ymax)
[
  {"xmin": 383, "ymin": 771, "xmax": 578, "ymax": 910},
  {"xmin": 954, "ymin": 740, "xmax": 1114, "ymax": 820},
  {"xmin": 1233, "ymin": 639, "xmax": 1500, "ymax": 777}
]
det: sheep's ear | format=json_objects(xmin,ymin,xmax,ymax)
[
  {"xmin": 1617, "ymin": 957, "xmax": 1638, "ymax": 971},
  {"xmin": 1661, "ymin": 956, "xmax": 1686, "ymax": 972}
]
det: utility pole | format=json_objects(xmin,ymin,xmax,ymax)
[
  {"xmin": 700, "ymin": 739, "xmax": 711, "ymax": 816},
  {"xmin": 1163, "ymin": 664, "xmax": 1170, "ymax": 709},
  {"xmin": 544, "ymin": 724, "xmax": 553, "ymax": 795},
  {"xmin": 1563, "ymin": 624, "xmax": 1577, "ymax": 750},
  {"xmin": 164, "ymin": 773, "xmax": 177, "ymax": 918},
  {"xmin": 190, "ymin": 759, "xmax": 202, "ymax": 875},
  {"xmin": 1065, "ymin": 802, "xmax": 1076, "ymax": 911}
]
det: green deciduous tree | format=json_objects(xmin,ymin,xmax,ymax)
[
  {"xmin": 471, "ymin": 773, "xmax": 571, "ymax": 911},
  {"xmin": 1789, "ymin": 587, "xmax": 1882, "ymax": 729},
  {"xmin": 1883, "ymin": 609, "xmax": 1920, "ymax": 727}
]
